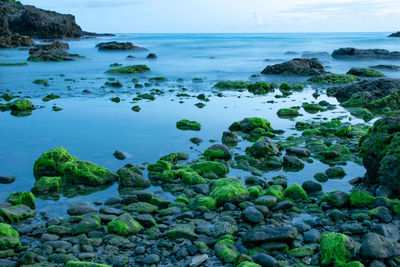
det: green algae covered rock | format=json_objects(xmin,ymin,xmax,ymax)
[
  {"xmin": 247, "ymin": 82, "xmax": 273, "ymax": 95},
  {"xmin": 75, "ymin": 215, "xmax": 102, "ymax": 235},
  {"xmin": 176, "ymin": 119, "xmax": 201, "ymax": 131},
  {"xmin": 214, "ymin": 238, "xmax": 239, "ymax": 263},
  {"xmin": 33, "ymin": 147, "xmax": 118, "ymax": 186},
  {"xmin": 277, "ymin": 108, "xmax": 299, "ymax": 118},
  {"xmin": 214, "ymin": 81, "xmax": 248, "ymax": 89},
  {"xmin": 0, "ymin": 204, "xmax": 36, "ymax": 223},
  {"xmin": 349, "ymin": 190, "xmax": 375, "ymax": 207},
  {"xmin": 190, "ymin": 161, "xmax": 229, "ymax": 177},
  {"xmin": 287, "ymin": 246, "xmax": 314, "ymax": 258},
  {"xmin": 308, "ymin": 73, "xmax": 360, "ymax": 84},
  {"xmin": 210, "ymin": 177, "xmax": 249, "ymax": 204},
  {"xmin": 245, "ymin": 137, "xmax": 279, "ymax": 159},
  {"xmin": 6, "ymin": 191, "xmax": 35, "ymax": 209},
  {"xmin": 359, "ymin": 117, "xmax": 400, "ymax": 195},
  {"xmin": 106, "ymin": 65, "xmax": 150, "ymax": 74},
  {"xmin": 66, "ymin": 261, "xmax": 111, "ymax": 267},
  {"xmin": 237, "ymin": 262, "xmax": 261, "ymax": 267},
  {"xmin": 284, "ymin": 184, "xmax": 307, "ymax": 201},
  {"xmin": 31, "ymin": 176, "xmax": 62, "ymax": 195},
  {"xmin": 229, "ymin": 117, "xmax": 272, "ymax": 133},
  {"xmin": 167, "ymin": 223, "xmax": 198, "ymax": 241},
  {"xmin": 10, "ymin": 99, "xmax": 35, "ymax": 112},
  {"xmin": 107, "ymin": 214, "xmax": 143, "ymax": 236},
  {"xmin": 264, "ymin": 185, "xmax": 284, "ymax": 201},
  {"xmin": 0, "ymin": 223, "xmax": 20, "ymax": 251},
  {"xmin": 123, "ymin": 202, "xmax": 159, "ymax": 214},
  {"xmin": 347, "ymin": 67, "xmax": 385, "ymax": 77},
  {"xmin": 321, "ymin": 232, "xmax": 354, "ymax": 266},
  {"xmin": 190, "ymin": 196, "xmax": 217, "ymax": 210}
]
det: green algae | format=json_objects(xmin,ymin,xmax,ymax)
[
  {"xmin": 190, "ymin": 161, "xmax": 229, "ymax": 177},
  {"xmin": 6, "ymin": 191, "xmax": 35, "ymax": 209},
  {"xmin": 308, "ymin": 73, "xmax": 360, "ymax": 84},
  {"xmin": 66, "ymin": 261, "xmax": 112, "ymax": 267},
  {"xmin": 277, "ymin": 108, "xmax": 299, "ymax": 118},
  {"xmin": 349, "ymin": 190, "xmax": 375, "ymax": 207},
  {"xmin": 107, "ymin": 214, "xmax": 143, "ymax": 236},
  {"xmin": 214, "ymin": 81, "xmax": 248, "ymax": 89},
  {"xmin": 214, "ymin": 238, "xmax": 239, "ymax": 264},
  {"xmin": 210, "ymin": 177, "xmax": 249, "ymax": 204},
  {"xmin": 284, "ymin": 184, "xmax": 307, "ymax": 201},
  {"xmin": 176, "ymin": 119, "xmax": 201, "ymax": 131},
  {"xmin": 106, "ymin": 65, "xmax": 150, "ymax": 74},
  {"xmin": 321, "ymin": 232, "xmax": 354, "ymax": 266},
  {"xmin": 33, "ymin": 79, "xmax": 49, "ymax": 86}
]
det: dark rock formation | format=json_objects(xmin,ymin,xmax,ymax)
[
  {"xmin": 0, "ymin": 33, "xmax": 34, "ymax": 48},
  {"xmin": 28, "ymin": 40, "xmax": 82, "ymax": 62},
  {"xmin": 370, "ymin": 65, "xmax": 400, "ymax": 70},
  {"xmin": 388, "ymin": 31, "xmax": 400, "ymax": 37},
  {"xmin": 7, "ymin": 4, "xmax": 83, "ymax": 39},
  {"xmin": 359, "ymin": 117, "xmax": 400, "ymax": 196},
  {"xmin": 261, "ymin": 58, "xmax": 325, "ymax": 76},
  {"xmin": 332, "ymin": 47, "xmax": 400, "ymax": 59},
  {"xmin": 96, "ymin": 41, "xmax": 147, "ymax": 51}
]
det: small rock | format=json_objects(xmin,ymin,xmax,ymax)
[
  {"xmin": 0, "ymin": 176, "xmax": 15, "ymax": 184},
  {"xmin": 113, "ymin": 150, "xmax": 126, "ymax": 160}
]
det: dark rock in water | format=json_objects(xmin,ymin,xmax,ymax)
[
  {"xmin": 283, "ymin": 155, "xmax": 304, "ymax": 170},
  {"xmin": 332, "ymin": 47, "xmax": 400, "ymax": 59},
  {"xmin": 302, "ymin": 180, "xmax": 322, "ymax": 194},
  {"xmin": 243, "ymin": 227, "xmax": 298, "ymax": 245},
  {"xmin": 242, "ymin": 206, "xmax": 264, "ymax": 223},
  {"xmin": 146, "ymin": 53, "xmax": 157, "ymax": 59},
  {"xmin": 370, "ymin": 64, "xmax": 400, "ymax": 70},
  {"xmin": 6, "ymin": 4, "xmax": 83, "ymax": 39},
  {"xmin": 286, "ymin": 146, "xmax": 310, "ymax": 157},
  {"xmin": 252, "ymin": 253, "xmax": 279, "ymax": 267},
  {"xmin": 96, "ymin": 41, "xmax": 147, "ymax": 51},
  {"xmin": 327, "ymin": 78, "xmax": 400, "ymax": 110},
  {"xmin": 113, "ymin": 150, "xmax": 126, "ymax": 160},
  {"xmin": 360, "ymin": 233, "xmax": 400, "ymax": 259},
  {"xmin": 28, "ymin": 40, "xmax": 82, "ymax": 62},
  {"xmin": 0, "ymin": 33, "xmax": 34, "ymax": 48},
  {"xmin": 204, "ymin": 144, "xmax": 232, "ymax": 160},
  {"xmin": 222, "ymin": 131, "xmax": 239, "ymax": 146},
  {"xmin": 0, "ymin": 175, "xmax": 15, "ymax": 184},
  {"xmin": 82, "ymin": 31, "xmax": 115, "ymax": 37},
  {"xmin": 261, "ymin": 58, "xmax": 325, "ymax": 76},
  {"xmin": 190, "ymin": 137, "xmax": 203, "ymax": 145},
  {"xmin": 388, "ymin": 31, "xmax": 400, "ymax": 37},
  {"xmin": 67, "ymin": 202, "xmax": 97, "ymax": 215},
  {"xmin": 359, "ymin": 117, "xmax": 400, "ymax": 195}
]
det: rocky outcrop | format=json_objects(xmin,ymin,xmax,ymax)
[
  {"xmin": 28, "ymin": 40, "xmax": 82, "ymax": 62},
  {"xmin": 96, "ymin": 41, "xmax": 147, "ymax": 51},
  {"xmin": 388, "ymin": 31, "xmax": 400, "ymax": 37},
  {"xmin": 359, "ymin": 117, "xmax": 400, "ymax": 196},
  {"xmin": 7, "ymin": 4, "xmax": 83, "ymax": 39},
  {"xmin": 261, "ymin": 58, "xmax": 325, "ymax": 76},
  {"xmin": 0, "ymin": 1, "xmax": 83, "ymax": 47},
  {"xmin": 327, "ymin": 78, "xmax": 400, "ymax": 110},
  {"xmin": 332, "ymin": 47, "xmax": 400, "ymax": 59}
]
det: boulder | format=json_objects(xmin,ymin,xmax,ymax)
[
  {"xmin": 360, "ymin": 233, "xmax": 400, "ymax": 259},
  {"xmin": 359, "ymin": 117, "xmax": 400, "ymax": 195},
  {"xmin": 243, "ymin": 227, "xmax": 298, "ymax": 245},
  {"xmin": 261, "ymin": 58, "xmax": 325, "ymax": 76},
  {"xmin": 96, "ymin": 41, "xmax": 147, "ymax": 51},
  {"xmin": 28, "ymin": 40, "xmax": 82, "ymax": 62},
  {"xmin": 0, "ymin": 33, "xmax": 34, "ymax": 48},
  {"xmin": 332, "ymin": 47, "xmax": 400, "ymax": 59}
]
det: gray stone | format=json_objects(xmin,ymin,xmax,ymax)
[
  {"xmin": 242, "ymin": 206, "xmax": 264, "ymax": 223},
  {"xmin": 360, "ymin": 233, "xmax": 400, "ymax": 259}
]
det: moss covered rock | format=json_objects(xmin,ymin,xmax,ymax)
[
  {"xmin": 321, "ymin": 232, "xmax": 354, "ymax": 266},
  {"xmin": 349, "ymin": 190, "xmax": 375, "ymax": 207},
  {"xmin": 284, "ymin": 184, "xmax": 307, "ymax": 201},
  {"xmin": 308, "ymin": 73, "xmax": 360, "ymax": 84},
  {"xmin": 33, "ymin": 147, "xmax": 118, "ymax": 186},
  {"xmin": 229, "ymin": 117, "xmax": 272, "ymax": 133},
  {"xmin": 214, "ymin": 238, "xmax": 239, "ymax": 263},
  {"xmin": 176, "ymin": 119, "xmax": 201, "ymax": 131},
  {"xmin": 245, "ymin": 137, "xmax": 279, "ymax": 159},
  {"xmin": 214, "ymin": 81, "xmax": 248, "ymax": 89},
  {"xmin": 277, "ymin": 108, "xmax": 299, "ymax": 118},
  {"xmin": 118, "ymin": 166, "xmax": 151, "ymax": 188},
  {"xmin": 167, "ymin": 223, "xmax": 198, "ymax": 241},
  {"xmin": 106, "ymin": 65, "xmax": 150, "ymax": 74},
  {"xmin": 0, "ymin": 223, "xmax": 20, "ymax": 251},
  {"xmin": 347, "ymin": 67, "xmax": 385, "ymax": 77},
  {"xmin": 107, "ymin": 214, "xmax": 143, "ymax": 236},
  {"xmin": 359, "ymin": 117, "xmax": 400, "ymax": 195},
  {"xmin": 210, "ymin": 177, "xmax": 249, "ymax": 204},
  {"xmin": 31, "ymin": 176, "xmax": 62, "ymax": 195},
  {"xmin": 0, "ymin": 204, "xmax": 36, "ymax": 223},
  {"xmin": 190, "ymin": 161, "xmax": 228, "ymax": 178},
  {"xmin": 66, "ymin": 261, "xmax": 111, "ymax": 267},
  {"xmin": 10, "ymin": 99, "xmax": 35, "ymax": 112},
  {"xmin": 6, "ymin": 191, "xmax": 35, "ymax": 209}
]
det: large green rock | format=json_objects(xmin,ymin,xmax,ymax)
[
  {"xmin": 167, "ymin": 223, "xmax": 198, "ymax": 241},
  {"xmin": 210, "ymin": 177, "xmax": 249, "ymax": 204},
  {"xmin": 0, "ymin": 223, "xmax": 20, "ymax": 251},
  {"xmin": 321, "ymin": 232, "xmax": 354, "ymax": 266},
  {"xmin": 7, "ymin": 191, "xmax": 35, "ymax": 209},
  {"xmin": 33, "ymin": 147, "xmax": 118, "ymax": 186},
  {"xmin": 359, "ymin": 117, "xmax": 400, "ymax": 194},
  {"xmin": 0, "ymin": 204, "xmax": 35, "ymax": 223},
  {"xmin": 107, "ymin": 214, "xmax": 143, "ymax": 236}
]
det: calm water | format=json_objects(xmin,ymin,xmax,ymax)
[{"xmin": 0, "ymin": 33, "xmax": 398, "ymax": 215}]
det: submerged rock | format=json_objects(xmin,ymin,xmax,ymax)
[
  {"xmin": 347, "ymin": 67, "xmax": 385, "ymax": 77},
  {"xmin": 261, "ymin": 58, "xmax": 325, "ymax": 76},
  {"xmin": 28, "ymin": 40, "xmax": 82, "ymax": 62},
  {"xmin": 96, "ymin": 41, "xmax": 146, "ymax": 51},
  {"xmin": 388, "ymin": 31, "xmax": 400, "ymax": 37},
  {"xmin": 0, "ymin": 33, "xmax": 34, "ymax": 48}
]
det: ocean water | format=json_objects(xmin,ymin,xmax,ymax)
[{"xmin": 0, "ymin": 32, "xmax": 399, "ymax": 216}]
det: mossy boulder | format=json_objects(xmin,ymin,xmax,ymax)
[
  {"xmin": 359, "ymin": 117, "xmax": 400, "ymax": 194},
  {"xmin": 307, "ymin": 73, "xmax": 360, "ymax": 84},
  {"xmin": 10, "ymin": 99, "xmax": 35, "ymax": 112},
  {"xmin": 246, "ymin": 137, "xmax": 279, "ymax": 158},
  {"xmin": 264, "ymin": 185, "xmax": 284, "ymax": 201},
  {"xmin": 33, "ymin": 79, "xmax": 49, "ymax": 86},
  {"xmin": 277, "ymin": 108, "xmax": 299, "ymax": 118},
  {"xmin": 204, "ymin": 144, "xmax": 232, "ymax": 160},
  {"xmin": 107, "ymin": 214, "xmax": 143, "ymax": 236},
  {"xmin": 190, "ymin": 196, "xmax": 217, "ymax": 210},
  {"xmin": 190, "ymin": 161, "xmax": 229, "ymax": 178},
  {"xmin": 214, "ymin": 81, "xmax": 248, "ymax": 89},
  {"xmin": 75, "ymin": 215, "xmax": 102, "ymax": 235},
  {"xmin": 214, "ymin": 238, "xmax": 239, "ymax": 263},
  {"xmin": 349, "ymin": 190, "xmax": 375, "ymax": 207},
  {"xmin": 33, "ymin": 147, "xmax": 118, "ymax": 186},
  {"xmin": 0, "ymin": 223, "xmax": 20, "ymax": 251},
  {"xmin": 106, "ymin": 65, "xmax": 150, "ymax": 74},
  {"xmin": 0, "ymin": 204, "xmax": 36, "ymax": 223},
  {"xmin": 123, "ymin": 202, "xmax": 159, "ymax": 214},
  {"xmin": 167, "ymin": 223, "xmax": 198, "ymax": 241},
  {"xmin": 117, "ymin": 166, "xmax": 151, "ymax": 188},
  {"xmin": 229, "ymin": 117, "xmax": 272, "ymax": 133},
  {"xmin": 6, "ymin": 191, "xmax": 35, "ymax": 209},
  {"xmin": 284, "ymin": 184, "xmax": 307, "ymax": 201},
  {"xmin": 31, "ymin": 176, "xmax": 62, "ymax": 195},
  {"xmin": 210, "ymin": 177, "xmax": 249, "ymax": 204},
  {"xmin": 321, "ymin": 232, "xmax": 354, "ymax": 266},
  {"xmin": 347, "ymin": 67, "xmax": 385, "ymax": 77},
  {"xmin": 176, "ymin": 119, "xmax": 201, "ymax": 131},
  {"xmin": 247, "ymin": 82, "xmax": 273, "ymax": 95},
  {"xmin": 237, "ymin": 262, "xmax": 261, "ymax": 267}
]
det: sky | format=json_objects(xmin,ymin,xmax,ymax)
[{"xmin": 22, "ymin": 0, "xmax": 400, "ymax": 33}]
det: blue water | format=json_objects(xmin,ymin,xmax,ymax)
[{"xmin": 0, "ymin": 33, "xmax": 398, "ymax": 216}]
